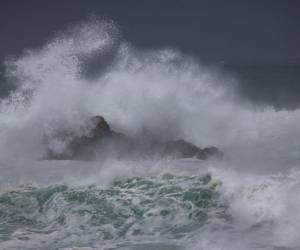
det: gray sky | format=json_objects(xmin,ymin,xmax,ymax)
[{"xmin": 0, "ymin": 0, "xmax": 299, "ymax": 63}]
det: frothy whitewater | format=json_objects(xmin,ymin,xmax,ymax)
[{"xmin": 1, "ymin": 20, "xmax": 300, "ymax": 250}]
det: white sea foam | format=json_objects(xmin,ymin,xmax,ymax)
[{"xmin": 0, "ymin": 19, "xmax": 300, "ymax": 250}]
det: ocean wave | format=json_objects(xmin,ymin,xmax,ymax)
[{"xmin": 1, "ymin": 18, "xmax": 300, "ymax": 249}]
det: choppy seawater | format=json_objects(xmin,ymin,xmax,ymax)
[
  {"xmin": 0, "ymin": 172, "xmax": 222, "ymax": 249},
  {"xmin": 0, "ymin": 161, "xmax": 300, "ymax": 250}
]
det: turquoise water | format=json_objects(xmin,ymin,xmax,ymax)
[{"xmin": 0, "ymin": 173, "xmax": 226, "ymax": 249}]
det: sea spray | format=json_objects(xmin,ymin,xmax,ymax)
[{"xmin": 0, "ymin": 19, "xmax": 300, "ymax": 249}]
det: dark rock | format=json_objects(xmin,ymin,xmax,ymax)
[
  {"xmin": 164, "ymin": 139, "xmax": 203, "ymax": 159},
  {"xmin": 46, "ymin": 115, "xmax": 222, "ymax": 160},
  {"xmin": 89, "ymin": 116, "xmax": 111, "ymax": 137},
  {"xmin": 163, "ymin": 139, "xmax": 222, "ymax": 160}
]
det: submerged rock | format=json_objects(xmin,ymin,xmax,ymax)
[{"xmin": 46, "ymin": 115, "xmax": 222, "ymax": 160}]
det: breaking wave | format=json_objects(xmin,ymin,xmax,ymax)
[{"xmin": 0, "ymin": 19, "xmax": 300, "ymax": 249}]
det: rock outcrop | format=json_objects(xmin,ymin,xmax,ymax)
[
  {"xmin": 163, "ymin": 139, "xmax": 221, "ymax": 160},
  {"xmin": 89, "ymin": 115, "xmax": 112, "ymax": 137},
  {"xmin": 46, "ymin": 116, "xmax": 222, "ymax": 160}
]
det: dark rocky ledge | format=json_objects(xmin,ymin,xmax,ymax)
[{"xmin": 46, "ymin": 116, "xmax": 223, "ymax": 160}]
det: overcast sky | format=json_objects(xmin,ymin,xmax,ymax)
[
  {"xmin": 0, "ymin": 0, "xmax": 299, "ymax": 64},
  {"xmin": 0, "ymin": 0, "xmax": 300, "ymax": 109}
]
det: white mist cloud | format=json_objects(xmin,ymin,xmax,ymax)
[{"xmin": 0, "ymin": 19, "xmax": 300, "ymax": 172}]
